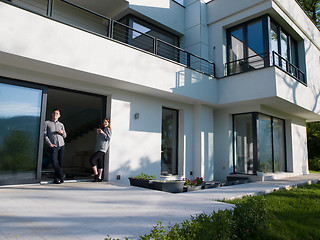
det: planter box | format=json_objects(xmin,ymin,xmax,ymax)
[
  {"xmin": 186, "ymin": 185, "xmax": 202, "ymax": 192},
  {"xmin": 128, "ymin": 178, "xmax": 154, "ymax": 189},
  {"xmin": 153, "ymin": 181, "xmax": 185, "ymax": 193}
]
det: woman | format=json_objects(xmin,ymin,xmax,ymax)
[{"xmin": 89, "ymin": 118, "xmax": 112, "ymax": 182}]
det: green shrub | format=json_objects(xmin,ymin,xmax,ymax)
[
  {"xmin": 309, "ymin": 157, "xmax": 320, "ymax": 171},
  {"xmin": 139, "ymin": 197, "xmax": 268, "ymax": 240},
  {"xmin": 130, "ymin": 172, "xmax": 156, "ymax": 180}
]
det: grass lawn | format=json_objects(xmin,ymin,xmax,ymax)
[
  {"xmin": 309, "ymin": 170, "xmax": 320, "ymax": 174},
  {"xmin": 226, "ymin": 182, "xmax": 320, "ymax": 240}
]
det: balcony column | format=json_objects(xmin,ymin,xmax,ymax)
[{"xmin": 193, "ymin": 104, "xmax": 214, "ymax": 181}]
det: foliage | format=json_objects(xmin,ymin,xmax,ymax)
[
  {"xmin": 227, "ymin": 182, "xmax": 320, "ymax": 240},
  {"xmin": 309, "ymin": 156, "xmax": 320, "ymax": 171},
  {"xmin": 130, "ymin": 172, "xmax": 156, "ymax": 180},
  {"xmin": 0, "ymin": 130, "xmax": 37, "ymax": 171},
  {"xmin": 106, "ymin": 183, "xmax": 320, "ymax": 240},
  {"xmin": 183, "ymin": 177, "xmax": 204, "ymax": 186},
  {"xmin": 138, "ymin": 197, "xmax": 268, "ymax": 240},
  {"xmin": 297, "ymin": 0, "xmax": 320, "ymax": 28},
  {"xmin": 307, "ymin": 122, "xmax": 320, "ymax": 159}
]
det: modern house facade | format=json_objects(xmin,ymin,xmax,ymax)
[{"xmin": 0, "ymin": 0, "xmax": 319, "ymax": 186}]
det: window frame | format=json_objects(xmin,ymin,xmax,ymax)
[{"xmin": 233, "ymin": 112, "xmax": 287, "ymax": 175}]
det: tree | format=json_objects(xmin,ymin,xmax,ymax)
[{"xmin": 297, "ymin": 0, "xmax": 320, "ymax": 28}]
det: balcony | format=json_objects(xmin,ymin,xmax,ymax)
[
  {"xmin": 3, "ymin": 0, "xmax": 215, "ymax": 77},
  {"xmin": 225, "ymin": 51, "xmax": 305, "ymax": 85}
]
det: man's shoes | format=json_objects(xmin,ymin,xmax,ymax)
[
  {"xmin": 60, "ymin": 173, "xmax": 66, "ymax": 183},
  {"xmin": 53, "ymin": 179, "xmax": 60, "ymax": 184}
]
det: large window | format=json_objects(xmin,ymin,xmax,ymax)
[
  {"xmin": 227, "ymin": 16, "xmax": 268, "ymax": 75},
  {"xmin": 0, "ymin": 81, "xmax": 43, "ymax": 185},
  {"xmin": 116, "ymin": 15, "xmax": 180, "ymax": 61},
  {"xmin": 161, "ymin": 108, "xmax": 179, "ymax": 175},
  {"xmin": 227, "ymin": 15, "xmax": 301, "ymax": 81},
  {"xmin": 233, "ymin": 113, "xmax": 286, "ymax": 174}
]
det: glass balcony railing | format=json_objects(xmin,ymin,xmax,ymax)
[
  {"xmin": 225, "ymin": 51, "xmax": 305, "ymax": 84},
  {"xmin": 3, "ymin": 0, "xmax": 215, "ymax": 77}
]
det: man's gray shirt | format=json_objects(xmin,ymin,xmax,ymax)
[
  {"xmin": 96, "ymin": 128, "xmax": 111, "ymax": 153},
  {"xmin": 44, "ymin": 120, "xmax": 67, "ymax": 147}
]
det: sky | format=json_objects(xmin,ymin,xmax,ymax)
[{"xmin": 0, "ymin": 83, "xmax": 42, "ymax": 118}]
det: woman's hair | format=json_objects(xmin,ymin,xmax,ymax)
[{"xmin": 100, "ymin": 118, "xmax": 112, "ymax": 134}]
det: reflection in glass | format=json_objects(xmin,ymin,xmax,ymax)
[
  {"xmin": 273, "ymin": 118, "xmax": 286, "ymax": 172},
  {"xmin": 229, "ymin": 27, "xmax": 244, "ymax": 74},
  {"xmin": 161, "ymin": 108, "xmax": 178, "ymax": 175},
  {"xmin": 258, "ymin": 114, "xmax": 273, "ymax": 172},
  {"xmin": 247, "ymin": 20, "xmax": 264, "ymax": 70},
  {"xmin": 0, "ymin": 83, "xmax": 42, "ymax": 184},
  {"xmin": 234, "ymin": 114, "xmax": 254, "ymax": 174},
  {"xmin": 281, "ymin": 30, "xmax": 288, "ymax": 71}
]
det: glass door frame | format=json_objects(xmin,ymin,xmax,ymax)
[
  {"xmin": 0, "ymin": 77, "xmax": 47, "ymax": 185},
  {"xmin": 232, "ymin": 112, "xmax": 287, "ymax": 175}
]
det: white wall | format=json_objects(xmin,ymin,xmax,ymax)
[{"xmin": 0, "ymin": 2, "xmax": 217, "ymax": 105}]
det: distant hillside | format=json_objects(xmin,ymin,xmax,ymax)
[{"xmin": 0, "ymin": 116, "xmax": 40, "ymax": 148}]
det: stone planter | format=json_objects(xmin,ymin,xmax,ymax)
[
  {"xmin": 128, "ymin": 178, "xmax": 154, "ymax": 189},
  {"xmin": 153, "ymin": 181, "xmax": 185, "ymax": 193},
  {"xmin": 186, "ymin": 185, "xmax": 202, "ymax": 192}
]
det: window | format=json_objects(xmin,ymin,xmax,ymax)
[
  {"xmin": 227, "ymin": 16, "xmax": 268, "ymax": 75},
  {"xmin": 161, "ymin": 108, "xmax": 179, "ymax": 175},
  {"xmin": 233, "ymin": 113, "xmax": 286, "ymax": 174},
  {"xmin": 233, "ymin": 114, "xmax": 254, "ymax": 174},
  {"xmin": 116, "ymin": 15, "xmax": 180, "ymax": 61},
  {"xmin": 226, "ymin": 15, "xmax": 301, "ymax": 81},
  {"xmin": 0, "ymin": 81, "xmax": 43, "ymax": 185}
]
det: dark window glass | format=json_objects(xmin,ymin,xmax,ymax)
[
  {"xmin": 0, "ymin": 82, "xmax": 42, "ymax": 185},
  {"xmin": 273, "ymin": 118, "xmax": 286, "ymax": 172},
  {"xmin": 247, "ymin": 20, "xmax": 264, "ymax": 69},
  {"xmin": 247, "ymin": 20, "xmax": 264, "ymax": 56},
  {"xmin": 258, "ymin": 114, "xmax": 273, "ymax": 173},
  {"xmin": 233, "ymin": 113, "xmax": 286, "ymax": 174},
  {"xmin": 161, "ymin": 108, "xmax": 178, "ymax": 175},
  {"xmin": 233, "ymin": 114, "xmax": 254, "ymax": 174},
  {"xmin": 270, "ymin": 22, "xmax": 279, "ymax": 54},
  {"xmin": 290, "ymin": 39, "xmax": 298, "ymax": 67},
  {"xmin": 229, "ymin": 27, "xmax": 244, "ymax": 62}
]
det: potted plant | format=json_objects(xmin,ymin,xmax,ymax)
[
  {"xmin": 183, "ymin": 177, "xmax": 204, "ymax": 192},
  {"xmin": 128, "ymin": 173, "xmax": 156, "ymax": 189},
  {"xmin": 153, "ymin": 180, "xmax": 185, "ymax": 193}
]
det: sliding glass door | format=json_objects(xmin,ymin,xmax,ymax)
[
  {"xmin": 161, "ymin": 108, "xmax": 179, "ymax": 175},
  {"xmin": 0, "ymin": 80, "xmax": 44, "ymax": 185},
  {"xmin": 233, "ymin": 112, "xmax": 286, "ymax": 174}
]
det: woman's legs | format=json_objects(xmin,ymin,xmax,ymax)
[{"xmin": 89, "ymin": 151, "xmax": 105, "ymax": 181}]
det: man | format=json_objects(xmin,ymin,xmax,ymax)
[{"xmin": 44, "ymin": 109, "xmax": 67, "ymax": 184}]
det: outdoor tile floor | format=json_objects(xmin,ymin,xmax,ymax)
[{"xmin": 0, "ymin": 174, "xmax": 319, "ymax": 240}]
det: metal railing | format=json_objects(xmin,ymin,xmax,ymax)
[
  {"xmin": 5, "ymin": 0, "xmax": 215, "ymax": 77},
  {"xmin": 272, "ymin": 51, "xmax": 305, "ymax": 83},
  {"xmin": 225, "ymin": 51, "xmax": 305, "ymax": 84},
  {"xmin": 226, "ymin": 52, "xmax": 269, "ymax": 76}
]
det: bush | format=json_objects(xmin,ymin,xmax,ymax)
[
  {"xmin": 130, "ymin": 172, "xmax": 156, "ymax": 180},
  {"xmin": 139, "ymin": 197, "xmax": 268, "ymax": 240},
  {"xmin": 309, "ymin": 157, "xmax": 320, "ymax": 171}
]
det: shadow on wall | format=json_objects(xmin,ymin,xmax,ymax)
[
  {"xmin": 108, "ymin": 156, "xmax": 161, "ymax": 185},
  {"xmin": 171, "ymin": 69, "xmax": 217, "ymax": 103}
]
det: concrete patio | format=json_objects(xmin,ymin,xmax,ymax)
[{"xmin": 0, "ymin": 174, "xmax": 319, "ymax": 240}]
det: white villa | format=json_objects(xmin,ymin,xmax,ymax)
[{"xmin": 0, "ymin": 0, "xmax": 319, "ymax": 185}]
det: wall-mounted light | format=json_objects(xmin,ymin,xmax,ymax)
[{"xmin": 134, "ymin": 113, "xmax": 139, "ymax": 119}]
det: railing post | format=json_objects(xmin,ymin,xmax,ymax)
[
  {"xmin": 47, "ymin": 0, "xmax": 54, "ymax": 17},
  {"xmin": 108, "ymin": 19, "xmax": 114, "ymax": 39},
  {"xmin": 154, "ymin": 38, "xmax": 158, "ymax": 55},
  {"xmin": 187, "ymin": 53, "xmax": 191, "ymax": 68},
  {"xmin": 272, "ymin": 51, "xmax": 275, "ymax": 66}
]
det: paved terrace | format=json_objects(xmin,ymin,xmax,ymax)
[{"xmin": 0, "ymin": 174, "xmax": 319, "ymax": 240}]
